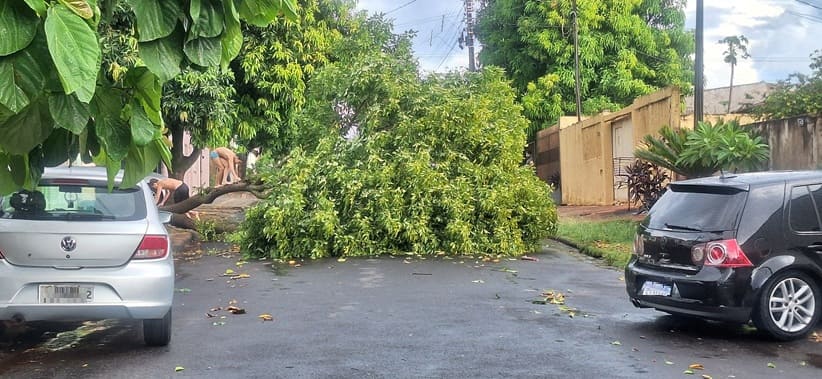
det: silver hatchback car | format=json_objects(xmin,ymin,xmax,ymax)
[{"xmin": 0, "ymin": 167, "xmax": 174, "ymax": 346}]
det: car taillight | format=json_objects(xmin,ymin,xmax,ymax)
[
  {"xmin": 691, "ymin": 239, "xmax": 752, "ymax": 268},
  {"xmin": 633, "ymin": 234, "xmax": 644, "ymax": 256},
  {"xmin": 133, "ymin": 235, "xmax": 169, "ymax": 259}
]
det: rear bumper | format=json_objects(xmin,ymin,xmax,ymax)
[
  {"xmin": 0, "ymin": 258, "xmax": 174, "ymax": 321},
  {"xmin": 625, "ymin": 258, "xmax": 754, "ymax": 323}
]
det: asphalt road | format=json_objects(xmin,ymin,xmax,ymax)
[{"xmin": 0, "ymin": 241, "xmax": 819, "ymax": 378}]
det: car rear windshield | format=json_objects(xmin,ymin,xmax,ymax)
[
  {"xmin": 644, "ymin": 185, "xmax": 747, "ymax": 232},
  {"xmin": 0, "ymin": 181, "xmax": 146, "ymax": 221}
]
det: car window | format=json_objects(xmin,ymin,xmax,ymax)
[
  {"xmin": 790, "ymin": 185, "xmax": 822, "ymax": 232},
  {"xmin": 0, "ymin": 182, "xmax": 147, "ymax": 221},
  {"xmin": 644, "ymin": 185, "xmax": 747, "ymax": 232}
]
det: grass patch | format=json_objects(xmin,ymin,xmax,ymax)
[{"xmin": 557, "ymin": 219, "xmax": 638, "ymax": 268}]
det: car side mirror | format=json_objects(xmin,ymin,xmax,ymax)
[{"xmin": 158, "ymin": 211, "xmax": 173, "ymax": 224}]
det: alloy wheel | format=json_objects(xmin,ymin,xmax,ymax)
[{"xmin": 768, "ymin": 277, "xmax": 816, "ymax": 333}]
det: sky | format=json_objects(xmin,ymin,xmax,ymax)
[{"xmin": 355, "ymin": 0, "xmax": 822, "ymax": 89}]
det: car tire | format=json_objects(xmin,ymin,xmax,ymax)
[
  {"xmin": 753, "ymin": 270, "xmax": 820, "ymax": 341},
  {"xmin": 143, "ymin": 309, "xmax": 172, "ymax": 346}
]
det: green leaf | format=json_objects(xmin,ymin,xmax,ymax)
[
  {"xmin": 130, "ymin": 99, "xmax": 155, "ymax": 146},
  {"xmin": 23, "ymin": 0, "xmax": 47, "ymax": 16},
  {"xmin": 9, "ymin": 154, "xmax": 29, "ymax": 187},
  {"xmin": 45, "ymin": 4, "xmax": 101, "ymax": 103},
  {"xmin": 190, "ymin": 0, "xmax": 223, "ymax": 38},
  {"xmin": 220, "ymin": 0, "xmax": 241, "ymax": 70},
  {"xmin": 237, "ymin": 0, "xmax": 290, "ymax": 27},
  {"xmin": 190, "ymin": 0, "xmax": 201, "ymax": 25},
  {"xmin": 184, "ymin": 37, "xmax": 221, "ymax": 67},
  {"xmin": 90, "ymin": 86, "xmax": 129, "ymax": 161},
  {"xmin": 0, "ymin": 0, "xmax": 39, "ymax": 56},
  {"xmin": 122, "ymin": 141, "xmax": 161, "ymax": 187},
  {"xmin": 40, "ymin": 127, "xmax": 76, "ymax": 166},
  {"xmin": 124, "ymin": 66, "xmax": 162, "ymax": 125},
  {"xmin": 0, "ymin": 60, "xmax": 30, "ymax": 112},
  {"xmin": 128, "ymin": 0, "xmax": 182, "ymax": 42},
  {"xmin": 155, "ymin": 138, "xmax": 172, "ymax": 170},
  {"xmin": 139, "ymin": 27, "xmax": 184, "ymax": 82},
  {"xmin": 48, "ymin": 93, "xmax": 90, "ymax": 135},
  {"xmin": 278, "ymin": 0, "xmax": 297, "ymax": 20},
  {"xmin": 0, "ymin": 153, "xmax": 20, "ymax": 195},
  {"xmin": 58, "ymin": 0, "xmax": 94, "ymax": 19},
  {"xmin": 0, "ymin": 99, "xmax": 53, "ymax": 155}
]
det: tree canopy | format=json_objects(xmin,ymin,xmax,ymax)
[
  {"xmin": 476, "ymin": 0, "xmax": 693, "ymax": 134},
  {"xmin": 238, "ymin": 17, "xmax": 556, "ymax": 259},
  {"xmin": 753, "ymin": 50, "xmax": 822, "ymax": 120},
  {"xmin": 0, "ymin": 0, "xmax": 297, "ymax": 193}
]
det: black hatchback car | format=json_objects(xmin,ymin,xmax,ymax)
[{"xmin": 626, "ymin": 171, "xmax": 822, "ymax": 340}]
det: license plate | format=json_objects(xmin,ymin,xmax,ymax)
[
  {"xmin": 39, "ymin": 284, "xmax": 94, "ymax": 304},
  {"xmin": 640, "ymin": 281, "xmax": 672, "ymax": 296}
]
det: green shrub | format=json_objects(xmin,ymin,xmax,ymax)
[{"xmin": 239, "ymin": 68, "xmax": 557, "ymax": 260}]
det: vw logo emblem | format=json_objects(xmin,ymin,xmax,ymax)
[{"xmin": 61, "ymin": 237, "xmax": 77, "ymax": 252}]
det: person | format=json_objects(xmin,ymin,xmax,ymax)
[
  {"xmin": 148, "ymin": 178, "xmax": 198, "ymax": 219},
  {"xmin": 210, "ymin": 147, "xmax": 242, "ymax": 186}
]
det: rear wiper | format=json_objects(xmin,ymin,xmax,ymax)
[{"xmin": 664, "ymin": 223, "xmax": 701, "ymax": 232}]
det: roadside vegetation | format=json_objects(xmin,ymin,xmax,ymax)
[{"xmin": 557, "ymin": 218, "xmax": 638, "ymax": 268}]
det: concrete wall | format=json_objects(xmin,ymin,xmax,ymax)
[
  {"xmin": 747, "ymin": 115, "xmax": 821, "ymax": 170},
  {"xmin": 680, "ymin": 114, "xmax": 757, "ymax": 130},
  {"xmin": 558, "ymin": 87, "xmax": 681, "ymax": 205}
]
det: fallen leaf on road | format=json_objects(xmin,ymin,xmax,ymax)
[
  {"xmin": 259, "ymin": 314, "xmax": 274, "ymax": 321},
  {"xmin": 227, "ymin": 306, "xmax": 246, "ymax": 315},
  {"xmin": 688, "ymin": 363, "xmax": 704, "ymax": 370},
  {"xmin": 224, "ymin": 269, "xmax": 235, "ymax": 275},
  {"xmin": 701, "ymin": 375, "xmax": 713, "ymax": 379},
  {"xmin": 611, "ymin": 341, "xmax": 621, "ymax": 346},
  {"xmin": 337, "ymin": 258, "xmax": 347, "ymax": 262},
  {"xmin": 520, "ymin": 256, "xmax": 539, "ymax": 262},
  {"xmin": 683, "ymin": 370, "xmax": 694, "ymax": 375},
  {"xmin": 210, "ymin": 307, "xmax": 222, "ymax": 312},
  {"xmin": 82, "ymin": 363, "xmax": 88, "ymax": 368},
  {"xmin": 472, "ymin": 280, "xmax": 485, "ymax": 284},
  {"xmin": 206, "ymin": 313, "xmax": 216, "ymax": 318},
  {"xmin": 230, "ymin": 273, "xmax": 251, "ymax": 280},
  {"xmin": 617, "ymin": 276, "xmax": 625, "ymax": 281},
  {"xmin": 810, "ymin": 332, "xmax": 821, "ymax": 342},
  {"xmin": 229, "ymin": 299, "xmax": 238, "ymax": 306},
  {"xmin": 212, "ymin": 322, "xmax": 225, "ymax": 326},
  {"xmin": 175, "ymin": 366, "xmax": 185, "ymax": 372},
  {"xmin": 288, "ymin": 260, "xmax": 297, "ymax": 265},
  {"xmin": 664, "ymin": 360, "xmax": 674, "ymax": 365},
  {"xmin": 175, "ymin": 288, "xmax": 191, "ymax": 293},
  {"xmin": 767, "ymin": 363, "xmax": 775, "ymax": 368}
]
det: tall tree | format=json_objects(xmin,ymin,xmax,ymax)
[
  {"xmin": 753, "ymin": 50, "xmax": 822, "ymax": 120},
  {"xmin": 476, "ymin": 0, "xmax": 693, "ymax": 137},
  {"xmin": 0, "ymin": 0, "xmax": 298, "ymax": 193},
  {"xmin": 719, "ymin": 35, "xmax": 750, "ymax": 113},
  {"xmin": 232, "ymin": 0, "xmax": 358, "ymax": 157}
]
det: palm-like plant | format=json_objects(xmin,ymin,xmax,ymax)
[
  {"xmin": 634, "ymin": 126, "xmax": 719, "ymax": 178},
  {"xmin": 635, "ymin": 120, "xmax": 769, "ymax": 178}
]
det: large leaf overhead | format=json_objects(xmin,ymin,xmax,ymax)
[
  {"xmin": 45, "ymin": 4, "xmax": 101, "ymax": 103},
  {"xmin": 184, "ymin": 36, "xmax": 221, "ymax": 67},
  {"xmin": 58, "ymin": 0, "xmax": 94, "ymax": 19},
  {"xmin": 220, "ymin": 0, "xmax": 242, "ymax": 70},
  {"xmin": 0, "ymin": 0, "xmax": 40, "ymax": 56},
  {"xmin": 0, "ymin": 99, "xmax": 53, "ymax": 155},
  {"xmin": 129, "ymin": 0, "xmax": 183, "ymax": 42},
  {"xmin": 48, "ymin": 93, "xmax": 90, "ymax": 135},
  {"xmin": 139, "ymin": 27, "xmax": 184, "ymax": 82},
  {"xmin": 0, "ymin": 61, "xmax": 29, "ymax": 113}
]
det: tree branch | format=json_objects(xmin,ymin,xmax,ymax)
[{"xmin": 159, "ymin": 181, "xmax": 269, "ymax": 214}]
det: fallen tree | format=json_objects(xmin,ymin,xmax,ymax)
[{"xmin": 158, "ymin": 181, "xmax": 270, "ymax": 232}]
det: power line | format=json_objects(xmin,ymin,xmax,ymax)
[
  {"xmin": 796, "ymin": 0, "xmax": 822, "ymax": 11},
  {"xmin": 386, "ymin": 0, "xmax": 419, "ymax": 15}
]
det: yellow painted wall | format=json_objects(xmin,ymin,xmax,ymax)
[{"xmin": 558, "ymin": 87, "xmax": 680, "ymax": 205}]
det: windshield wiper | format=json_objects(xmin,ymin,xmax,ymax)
[{"xmin": 664, "ymin": 223, "xmax": 701, "ymax": 232}]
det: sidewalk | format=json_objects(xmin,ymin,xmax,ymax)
[{"xmin": 557, "ymin": 204, "xmax": 644, "ymax": 221}]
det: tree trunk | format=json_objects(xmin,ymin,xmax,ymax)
[
  {"xmin": 169, "ymin": 120, "xmax": 203, "ymax": 180},
  {"xmin": 727, "ymin": 64, "xmax": 735, "ymax": 114},
  {"xmin": 158, "ymin": 181, "xmax": 270, "ymax": 215}
]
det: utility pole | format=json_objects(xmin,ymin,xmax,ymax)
[
  {"xmin": 465, "ymin": 0, "xmax": 476, "ymax": 72},
  {"xmin": 572, "ymin": 0, "xmax": 582, "ymax": 121},
  {"xmin": 694, "ymin": 0, "xmax": 704, "ymax": 128}
]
